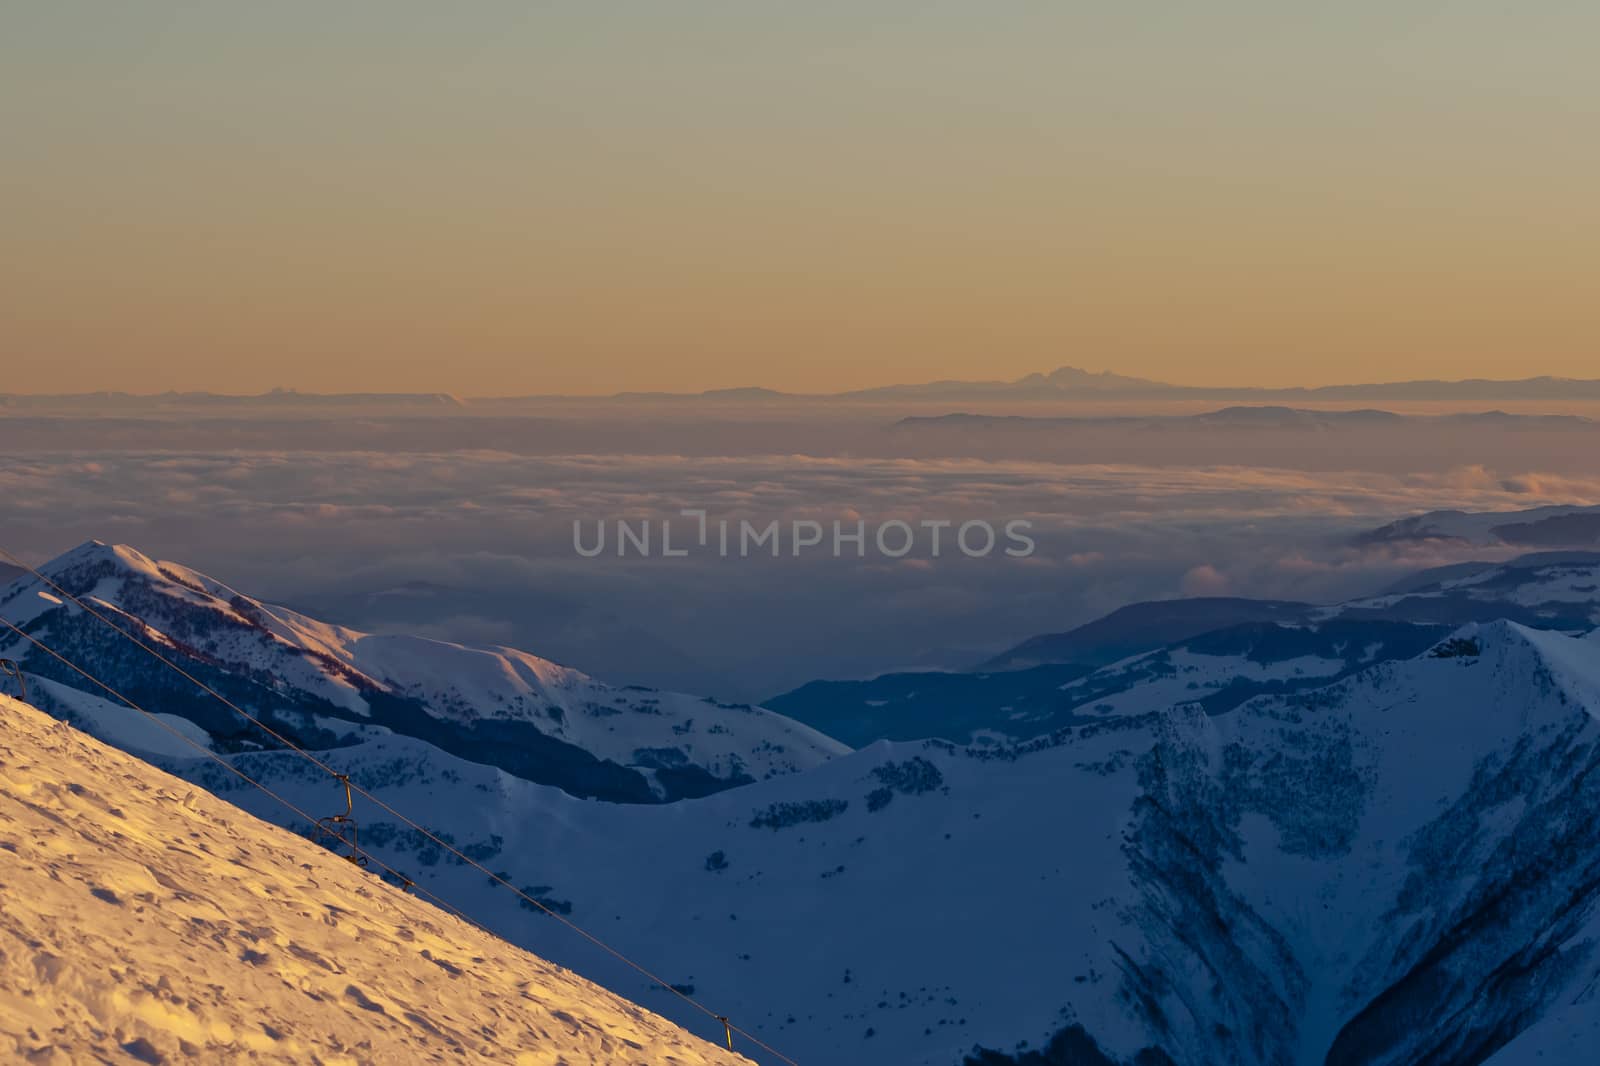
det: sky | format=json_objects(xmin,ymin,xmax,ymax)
[{"xmin": 3, "ymin": 2, "xmax": 1597, "ymax": 396}]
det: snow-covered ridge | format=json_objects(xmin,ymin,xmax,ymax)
[
  {"xmin": 1332, "ymin": 551, "xmax": 1600, "ymax": 617},
  {"xmin": 0, "ymin": 542, "xmax": 844, "ymax": 803},
  {"xmin": 36, "ymin": 618, "xmax": 1600, "ymax": 1065},
  {"xmin": 772, "ymin": 552, "xmax": 1600, "ymax": 747},
  {"xmin": 0, "ymin": 693, "xmax": 750, "ymax": 1065},
  {"xmin": 1356, "ymin": 503, "xmax": 1600, "ymax": 548}
]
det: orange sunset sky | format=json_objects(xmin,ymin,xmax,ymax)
[{"xmin": 3, "ymin": 3, "xmax": 1596, "ymax": 396}]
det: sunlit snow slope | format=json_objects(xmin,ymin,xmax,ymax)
[{"xmin": 0, "ymin": 694, "xmax": 751, "ymax": 1066}]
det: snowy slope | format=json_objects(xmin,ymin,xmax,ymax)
[
  {"xmin": 0, "ymin": 693, "xmax": 751, "ymax": 1066},
  {"xmin": 0, "ymin": 542, "xmax": 844, "ymax": 801},
  {"xmin": 773, "ymin": 552, "xmax": 1600, "ymax": 746},
  {"xmin": 43, "ymin": 622, "xmax": 1600, "ymax": 1065},
  {"xmin": 1330, "ymin": 550, "xmax": 1600, "ymax": 623},
  {"xmin": 17, "ymin": 545, "xmax": 1600, "ymax": 1062},
  {"xmin": 772, "ymin": 618, "xmax": 1449, "ymax": 747}
]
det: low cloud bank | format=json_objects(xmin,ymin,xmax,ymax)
[{"xmin": 5, "ymin": 451, "xmax": 1594, "ymax": 699}]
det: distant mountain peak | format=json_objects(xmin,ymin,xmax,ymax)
[{"xmin": 1036, "ymin": 365, "xmax": 1167, "ymax": 389}]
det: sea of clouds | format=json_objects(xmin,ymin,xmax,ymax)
[{"xmin": 5, "ymin": 445, "xmax": 1597, "ymax": 701}]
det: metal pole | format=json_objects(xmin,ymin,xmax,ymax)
[{"xmin": 0, "ymin": 659, "xmax": 25, "ymax": 703}]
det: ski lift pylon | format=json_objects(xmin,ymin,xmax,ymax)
[{"xmin": 0, "ymin": 659, "xmax": 25, "ymax": 703}]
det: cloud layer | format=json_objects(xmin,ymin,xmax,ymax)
[{"xmin": 6, "ymin": 450, "xmax": 1597, "ymax": 700}]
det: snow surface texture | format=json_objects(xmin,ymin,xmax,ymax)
[{"xmin": 0, "ymin": 693, "xmax": 751, "ymax": 1066}]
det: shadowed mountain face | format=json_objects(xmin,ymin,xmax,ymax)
[
  {"xmin": 1357, "ymin": 506, "xmax": 1600, "ymax": 548},
  {"xmin": 765, "ymin": 597, "xmax": 1327, "ymax": 748},
  {"xmin": 1495, "ymin": 512, "xmax": 1600, "ymax": 547},
  {"xmin": 768, "ymin": 554, "xmax": 1600, "ymax": 748},
  {"xmin": 979, "ymin": 597, "xmax": 1318, "ymax": 671},
  {"xmin": 0, "ymin": 542, "xmax": 844, "ymax": 803}
]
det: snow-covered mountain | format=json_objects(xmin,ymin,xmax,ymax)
[
  {"xmin": 1357, "ymin": 504, "xmax": 1600, "ymax": 549},
  {"xmin": 980, "ymin": 597, "xmax": 1319, "ymax": 673},
  {"xmin": 771, "ymin": 552, "xmax": 1600, "ymax": 747},
  {"xmin": 23, "ymin": 620, "xmax": 1600, "ymax": 1064},
  {"xmin": 0, "ymin": 542, "xmax": 844, "ymax": 802},
  {"xmin": 15, "ymin": 543, "xmax": 1600, "ymax": 1063},
  {"xmin": 0, "ymin": 692, "xmax": 751, "ymax": 1065}
]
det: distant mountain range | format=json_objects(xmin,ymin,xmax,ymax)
[
  {"xmin": 769, "ymin": 550, "xmax": 1600, "ymax": 748},
  {"xmin": 848, "ymin": 369, "xmax": 1600, "ymax": 403},
  {"xmin": 592, "ymin": 367, "xmax": 1600, "ymax": 403},
  {"xmin": 0, "ymin": 387, "xmax": 466, "ymax": 411},
  {"xmin": 1357, "ymin": 504, "xmax": 1600, "ymax": 549},
  {"xmin": 896, "ymin": 407, "xmax": 1598, "ymax": 430},
  {"xmin": 9, "ymin": 368, "xmax": 1600, "ymax": 408},
  {"xmin": 614, "ymin": 366, "xmax": 1600, "ymax": 403}
]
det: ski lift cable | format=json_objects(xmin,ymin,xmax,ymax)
[
  {"xmin": 0, "ymin": 613, "xmax": 542, "ymax": 996},
  {"xmin": 0, "ymin": 613, "xmax": 443, "ymax": 904},
  {"xmin": 0, "ymin": 607, "xmax": 733, "ymax": 1042},
  {"xmin": 0, "ymin": 545, "xmax": 799, "ymax": 1066}
]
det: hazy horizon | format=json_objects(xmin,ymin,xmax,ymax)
[{"xmin": 6, "ymin": 362, "xmax": 1600, "ymax": 401}]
